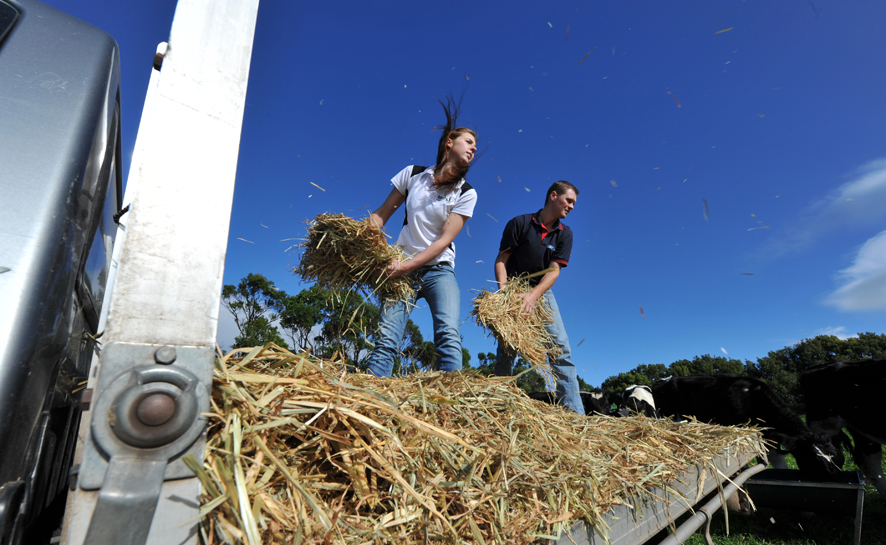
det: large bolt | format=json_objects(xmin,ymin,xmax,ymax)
[
  {"xmin": 136, "ymin": 393, "xmax": 176, "ymax": 427},
  {"xmin": 154, "ymin": 346, "xmax": 177, "ymax": 365}
]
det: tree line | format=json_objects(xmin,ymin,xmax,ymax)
[
  {"xmin": 222, "ymin": 273, "xmax": 885, "ymax": 407},
  {"xmin": 600, "ymin": 332, "xmax": 886, "ymax": 412}
]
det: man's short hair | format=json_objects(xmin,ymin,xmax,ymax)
[{"xmin": 545, "ymin": 180, "xmax": 579, "ymax": 206}]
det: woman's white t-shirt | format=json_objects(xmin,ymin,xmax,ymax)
[{"xmin": 391, "ymin": 166, "xmax": 477, "ymax": 268}]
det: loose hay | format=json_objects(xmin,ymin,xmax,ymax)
[
  {"xmin": 194, "ymin": 345, "xmax": 766, "ymax": 544},
  {"xmin": 471, "ymin": 279, "xmax": 560, "ymax": 381},
  {"xmin": 294, "ymin": 213, "xmax": 415, "ymax": 302}
]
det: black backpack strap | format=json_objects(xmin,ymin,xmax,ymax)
[
  {"xmin": 447, "ymin": 182, "xmax": 474, "ymax": 250},
  {"xmin": 403, "ymin": 166, "xmax": 428, "ymax": 226}
]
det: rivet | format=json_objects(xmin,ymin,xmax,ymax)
[{"xmin": 154, "ymin": 346, "xmax": 176, "ymax": 365}]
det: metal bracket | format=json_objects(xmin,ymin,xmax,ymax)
[{"xmin": 77, "ymin": 342, "xmax": 212, "ymax": 544}]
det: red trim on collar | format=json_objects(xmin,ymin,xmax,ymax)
[{"xmin": 531, "ymin": 212, "xmax": 563, "ymax": 232}]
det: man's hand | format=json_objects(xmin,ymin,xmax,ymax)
[{"xmin": 517, "ymin": 291, "xmax": 540, "ymax": 316}]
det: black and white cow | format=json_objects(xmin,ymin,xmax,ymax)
[
  {"xmin": 615, "ymin": 385, "xmax": 660, "ymax": 418},
  {"xmin": 801, "ymin": 359, "xmax": 886, "ymax": 498},
  {"xmin": 651, "ymin": 375, "xmax": 840, "ymax": 477},
  {"xmin": 527, "ymin": 389, "xmax": 611, "ymax": 415}
]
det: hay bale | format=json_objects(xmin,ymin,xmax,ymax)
[
  {"xmin": 294, "ymin": 213, "xmax": 415, "ymax": 301},
  {"xmin": 471, "ymin": 279, "xmax": 560, "ymax": 382},
  {"xmin": 191, "ymin": 345, "xmax": 766, "ymax": 545}
]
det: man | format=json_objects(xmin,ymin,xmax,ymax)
[{"xmin": 493, "ymin": 181, "xmax": 584, "ymax": 415}]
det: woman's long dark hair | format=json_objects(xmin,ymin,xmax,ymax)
[{"xmin": 432, "ymin": 92, "xmax": 476, "ymax": 193}]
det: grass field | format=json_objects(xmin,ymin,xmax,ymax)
[{"xmin": 681, "ymin": 446, "xmax": 886, "ymax": 545}]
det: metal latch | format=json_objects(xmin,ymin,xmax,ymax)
[{"xmin": 77, "ymin": 342, "xmax": 212, "ymax": 544}]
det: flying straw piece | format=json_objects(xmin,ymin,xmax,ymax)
[
  {"xmin": 639, "ymin": 305, "xmax": 646, "ymax": 319},
  {"xmin": 716, "ymin": 27, "xmax": 734, "ymax": 34},
  {"xmin": 237, "ymin": 238, "xmax": 254, "ymax": 244},
  {"xmin": 576, "ymin": 47, "xmax": 597, "ymax": 65},
  {"xmin": 487, "ymin": 213, "xmax": 499, "ymax": 222},
  {"xmin": 667, "ymin": 90, "xmax": 682, "ymax": 108},
  {"xmin": 310, "ymin": 182, "xmax": 326, "ymax": 192},
  {"xmin": 702, "ymin": 198, "xmax": 710, "ymax": 222},
  {"xmin": 565, "ymin": 24, "xmax": 569, "ymax": 41},
  {"xmin": 747, "ymin": 226, "xmax": 771, "ymax": 231},
  {"xmin": 577, "ymin": 338, "xmax": 586, "ymax": 347},
  {"xmin": 260, "ymin": 223, "xmax": 269, "ymax": 228}
]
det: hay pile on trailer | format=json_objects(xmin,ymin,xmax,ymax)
[
  {"xmin": 294, "ymin": 213, "xmax": 415, "ymax": 302},
  {"xmin": 471, "ymin": 279, "xmax": 560, "ymax": 381},
  {"xmin": 192, "ymin": 345, "xmax": 766, "ymax": 545}
]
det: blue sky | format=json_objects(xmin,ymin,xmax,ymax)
[{"xmin": 44, "ymin": 0, "xmax": 886, "ymax": 387}]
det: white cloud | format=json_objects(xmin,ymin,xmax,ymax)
[
  {"xmin": 814, "ymin": 326, "xmax": 855, "ymax": 340},
  {"xmin": 767, "ymin": 158, "xmax": 886, "ymax": 255},
  {"xmin": 825, "ymin": 229, "xmax": 886, "ymax": 312}
]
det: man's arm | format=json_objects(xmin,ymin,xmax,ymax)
[
  {"xmin": 519, "ymin": 262, "xmax": 560, "ymax": 315},
  {"xmin": 494, "ymin": 250, "xmax": 512, "ymax": 291}
]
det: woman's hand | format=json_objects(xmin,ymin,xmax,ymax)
[{"xmin": 386, "ymin": 259, "xmax": 411, "ymax": 279}]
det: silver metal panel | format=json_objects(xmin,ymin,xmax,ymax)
[
  {"xmin": 555, "ymin": 447, "xmax": 757, "ymax": 545},
  {"xmin": 65, "ymin": 0, "xmax": 259, "ymax": 543}
]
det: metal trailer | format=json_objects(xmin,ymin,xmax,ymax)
[
  {"xmin": 1, "ymin": 2, "xmax": 768, "ymax": 545},
  {"xmin": 553, "ymin": 447, "xmax": 764, "ymax": 545}
]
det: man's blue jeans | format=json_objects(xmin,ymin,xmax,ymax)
[
  {"xmin": 495, "ymin": 290, "xmax": 586, "ymax": 415},
  {"xmin": 366, "ymin": 262, "xmax": 462, "ymax": 377}
]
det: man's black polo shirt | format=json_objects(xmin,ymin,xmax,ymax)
[{"xmin": 499, "ymin": 211, "xmax": 573, "ymax": 286}]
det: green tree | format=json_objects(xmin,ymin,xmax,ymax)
[
  {"xmin": 513, "ymin": 357, "xmax": 548, "ymax": 394},
  {"xmin": 235, "ymin": 316, "xmax": 288, "ymax": 349},
  {"xmin": 392, "ymin": 320, "xmax": 434, "ymax": 375},
  {"xmin": 474, "ymin": 351, "xmax": 496, "ymax": 377},
  {"xmin": 577, "ymin": 376, "xmax": 594, "ymax": 392},
  {"xmin": 750, "ymin": 332, "xmax": 886, "ymax": 410},
  {"xmin": 221, "ymin": 273, "xmax": 288, "ymax": 349},
  {"xmin": 278, "ymin": 285, "xmax": 327, "ymax": 351},
  {"xmin": 668, "ymin": 355, "xmax": 746, "ymax": 377},
  {"xmin": 316, "ymin": 289, "xmax": 379, "ymax": 368}
]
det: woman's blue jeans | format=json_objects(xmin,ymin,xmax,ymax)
[
  {"xmin": 366, "ymin": 262, "xmax": 462, "ymax": 377},
  {"xmin": 495, "ymin": 290, "xmax": 586, "ymax": 415}
]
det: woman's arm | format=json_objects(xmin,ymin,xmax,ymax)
[
  {"xmin": 387, "ymin": 213, "xmax": 469, "ymax": 278},
  {"xmin": 369, "ymin": 188, "xmax": 406, "ymax": 229}
]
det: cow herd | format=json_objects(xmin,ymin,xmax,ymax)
[{"xmin": 529, "ymin": 358, "xmax": 886, "ymax": 499}]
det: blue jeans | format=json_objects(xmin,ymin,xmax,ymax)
[
  {"xmin": 495, "ymin": 290, "xmax": 586, "ymax": 415},
  {"xmin": 366, "ymin": 263, "xmax": 462, "ymax": 377}
]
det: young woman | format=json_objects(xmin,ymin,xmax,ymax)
[{"xmin": 365, "ymin": 99, "xmax": 478, "ymax": 377}]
